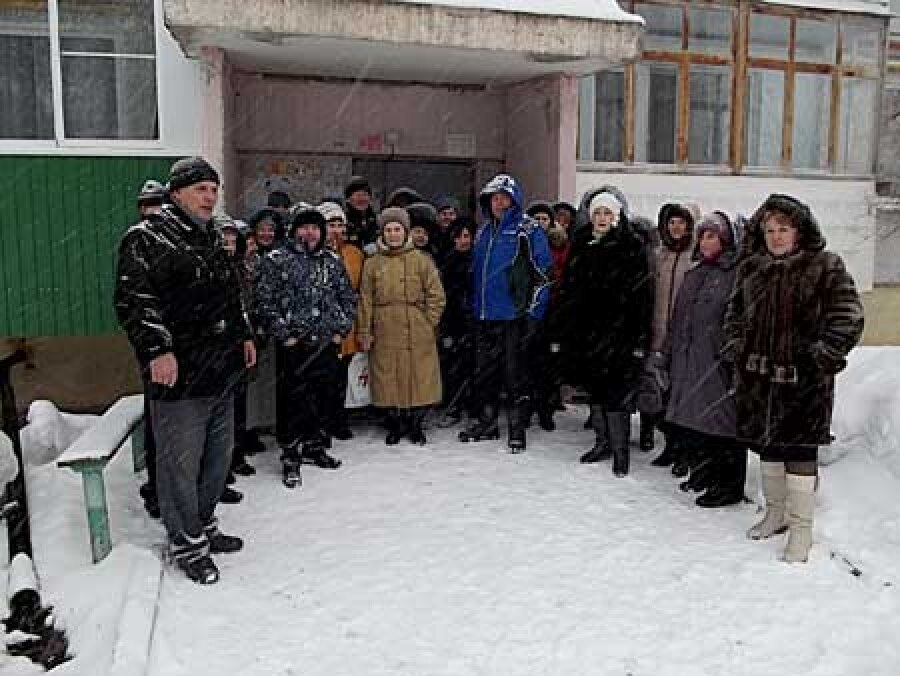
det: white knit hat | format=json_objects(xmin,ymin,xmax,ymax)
[
  {"xmin": 589, "ymin": 192, "xmax": 623, "ymax": 219},
  {"xmin": 318, "ymin": 201, "xmax": 346, "ymax": 223}
]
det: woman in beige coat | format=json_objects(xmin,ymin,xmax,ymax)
[{"xmin": 358, "ymin": 207, "xmax": 446, "ymax": 445}]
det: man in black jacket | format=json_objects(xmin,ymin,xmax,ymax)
[{"xmin": 115, "ymin": 157, "xmax": 256, "ymax": 585}]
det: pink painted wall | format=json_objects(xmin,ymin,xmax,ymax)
[
  {"xmin": 503, "ymin": 75, "xmax": 577, "ymax": 203},
  {"xmin": 231, "ymin": 74, "xmax": 506, "ymax": 160}
]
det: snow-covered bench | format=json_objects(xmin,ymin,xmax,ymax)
[{"xmin": 57, "ymin": 394, "xmax": 145, "ymax": 563}]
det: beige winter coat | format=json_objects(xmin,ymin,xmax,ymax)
[
  {"xmin": 651, "ymin": 246, "xmax": 694, "ymax": 353},
  {"xmin": 358, "ymin": 240, "xmax": 446, "ymax": 408}
]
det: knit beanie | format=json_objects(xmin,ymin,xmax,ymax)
[
  {"xmin": 344, "ymin": 176, "xmax": 372, "ymax": 198},
  {"xmin": 589, "ymin": 192, "xmax": 622, "ymax": 220},
  {"xmin": 168, "ymin": 157, "xmax": 220, "ymax": 192}
]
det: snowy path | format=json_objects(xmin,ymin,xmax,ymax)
[{"xmin": 146, "ymin": 409, "xmax": 900, "ymax": 676}]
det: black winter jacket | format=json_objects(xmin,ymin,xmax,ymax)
[{"xmin": 115, "ymin": 203, "xmax": 251, "ymax": 400}]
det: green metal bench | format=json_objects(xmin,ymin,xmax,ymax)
[{"xmin": 56, "ymin": 394, "xmax": 145, "ymax": 563}]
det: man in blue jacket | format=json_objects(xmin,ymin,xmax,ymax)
[{"xmin": 459, "ymin": 174, "xmax": 552, "ymax": 452}]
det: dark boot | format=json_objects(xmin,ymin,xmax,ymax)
[
  {"xmin": 241, "ymin": 429, "xmax": 267, "ymax": 455},
  {"xmin": 697, "ymin": 446, "xmax": 746, "ymax": 508},
  {"xmin": 537, "ymin": 407, "xmax": 556, "ymax": 432},
  {"xmin": 608, "ymin": 412, "xmax": 631, "ymax": 478},
  {"xmin": 651, "ymin": 434, "xmax": 679, "ymax": 467},
  {"xmin": 408, "ymin": 409, "xmax": 427, "ymax": 445},
  {"xmin": 139, "ymin": 482, "xmax": 160, "ymax": 519},
  {"xmin": 580, "ymin": 405, "xmax": 611, "ymax": 463},
  {"xmin": 220, "ymin": 486, "xmax": 243, "ymax": 504},
  {"xmin": 680, "ymin": 455, "xmax": 717, "ymax": 493},
  {"xmin": 171, "ymin": 534, "xmax": 219, "ymax": 585},
  {"xmin": 281, "ymin": 444, "xmax": 302, "ymax": 489},
  {"xmin": 231, "ymin": 443, "xmax": 256, "ymax": 476},
  {"xmin": 302, "ymin": 436, "xmax": 342, "ymax": 469},
  {"xmin": 386, "ymin": 409, "xmax": 407, "ymax": 445},
  {"xmin": 508, "ymin": 397, "xmax": 529, "ymax": 453},
  {"xmin": 639, "ymin": 414, "xmax": 655, "ymax": 452},
  {"xmin": 204, "ymin": 518, "xmax": 243, "ymax": 554},
  {"xmin": 459, "ymin": 404, "xmax": 500, "ymax": 442}
]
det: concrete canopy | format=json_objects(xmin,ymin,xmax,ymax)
[{"xmin": 164, "ymin": 0, "xmax": 642, "ymax": 84}]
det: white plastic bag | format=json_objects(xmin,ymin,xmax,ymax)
[{"xmin": 345, "ymin": 352, "xmax": 372, "ymax": 408}]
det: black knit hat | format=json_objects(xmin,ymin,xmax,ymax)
[
  {"xmin": 344, "ymin": 176, "xmax": 372, "ymax": 199},
  {"xmin": 526, "ymin": 201, "xmax": 555, "ymax": 221},
  {"xmin": 168, "ymin": 157, "xmax": 220, "ymax": 192}
]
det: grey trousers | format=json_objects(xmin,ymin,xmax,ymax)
[{"xmin": 150, "ymin": 393, "xmax": 234, "ymax": 546}]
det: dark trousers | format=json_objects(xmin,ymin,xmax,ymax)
[
  {"xmin": 150, "ymin": 393, "xmax": 234, "ymax": 544},
  {"xmin": 277, "ymin": 341, "xmax": 342, "ymax": 447},
  {"xmin": 439, "ymin": 334, "xmax": 475, "ymax": 416},
  {"xmin": 142, "ymin": 375, "xmax": 157, "ymax": 495},
  {"xmin": 473, "ymin": 318, "xmax": 531, "ymax": 430},
  {"xmin": 232, "ymin": 381, "xmax": 248, "ymax": 467},
  {"xmin": 528, "ymin": 324, "xmax": 561, "ymax": 416},
  {"xmin": 329, "ymin": 354, "xmax": 352, "ymax": 431}
]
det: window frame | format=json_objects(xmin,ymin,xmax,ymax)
[
  {"xmin": 577, "ymin": 0, "xmax": 887, "ymax": 178},
  {"xmin": 0, "ymin": 0, "xmax": 163, "ymax": 148}
]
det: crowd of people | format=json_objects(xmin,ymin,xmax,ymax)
[{"xmin": 115, "ymin": 156, "xmax": 864, "ymax": 584}]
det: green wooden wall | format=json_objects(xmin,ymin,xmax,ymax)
[{"xmin": 0, "ymin": 155, "xmax": 176, "ymax": 336}]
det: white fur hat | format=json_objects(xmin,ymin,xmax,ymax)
[{"xmin": 589, "ymin": 192, "xmax": 623, "ymax": 219}]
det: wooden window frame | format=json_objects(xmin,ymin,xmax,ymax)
[{"xmin": 580, "ymin": 0, "xmax": 886, "ymax": 177}]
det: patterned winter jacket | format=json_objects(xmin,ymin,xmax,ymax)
[{"xmin": 255, "ymin": 233, "xmax": 357, "ymax": 347}]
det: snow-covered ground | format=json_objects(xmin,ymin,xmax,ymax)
[{"xmin": 5, "ymin": 348, "xmax": 900, "ymax": 675}]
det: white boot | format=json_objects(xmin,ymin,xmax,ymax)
[
  {"xmin": 783, "ymin": 474, "xmax": 817, "ymax": 563},
  {"xmin": 747, "ymin": 462, "xmax": 788, "ymax": 540}
]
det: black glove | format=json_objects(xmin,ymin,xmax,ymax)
[{"xmin": 809, "ymin": 341, "xmax": 847, "ymax": 375}]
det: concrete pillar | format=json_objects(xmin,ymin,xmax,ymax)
[
  {"xmin": 198, "ymin": 47, "xmax": 238, "ymax": 214},
  {"xmin": 504, "ymin": 74, "xmax": 578, "ymax": 204}
]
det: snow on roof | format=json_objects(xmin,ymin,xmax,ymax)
[
  {"xmin": 762, "ymin": 0, "xmax": 891, "ymax": 16},
  {"xmin": 389, "ymin": 0, "xmax": 643, "ymax": 23}
]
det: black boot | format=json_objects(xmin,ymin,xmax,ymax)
[
  {"xmin": 507, "ymin": 397, "xmax": 529, "ymax": 453},
  {"xmin": 139, "ymin": 482, "xmax": 160, "ymax": 519},
  {"xmin": 171, "ymin": 534, "xmax": 219, "ymax": 585},
  {"xmin": 220, "ymin": 486, "xmax": 243, "ymax": 504},
  {"xmin": 408, "ymin": 409, "xmax": 427, "ymax": 445},
  {"xmin": 231, "ymin": 443, "xmax": 256, "ymax": 476},
  {"xmin": 241, "ymin": 429, "xmax": 267, "ymax": 455},
  {"xmin": 639, "ymin": 414, "xmax": 655, "ymax": 452},
  {"xmin": 680, "ymin": 456, "xmax": 717, "ymax": 493},
  {"xmin": 459, "ymin": 404, "xmax": 500, "ymax": 442},
  {"xmin": 537, "ymin": 407, "xmax": 556, "ymax": 432},
  {"xmin": 302, "ymin": 437, "xmax": 342, "ymax": 469},
  {"xmin": 281, "ymin": 444, "xmax": 302, "ymax": 488},
  {"xmin": 580, "ymin": 405, "xmax": 611, "ymax": 463},
  {"xmin": 386, "ymin": 409, "xmax": 407, "ymax": 445},
  {"xmin": 696, "ymin": 446, "xmax": 746, "ymax": 508},
  {"xmin": 651, "ymin": 435, "xmax": 679, "ymax": 467},
  {"xmin": 204, "ymin": 518, "xmax": 244, "ymax": 554},
  {"xmin": 608, "ymin": 412, "xmax": 631, "ymax": 478}
]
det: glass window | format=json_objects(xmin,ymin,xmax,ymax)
[
  {"xmin": 62, "ymin": 56, "xmax": 158, "ymax": 140},
  {"xmin": 795, "ymin": 19, "xmax": 836, "ymax": 64},
  {"xmin": 792, "ymin": 73, "xmax": 831, "ymax": 170},
  {"xmin": 58, "ymin": 0, "xmax": 155, "ymax": 55},
  {"xmin": 594, "ymin": 71, "xmax": 625, "ymax": 162},
  {"xmin": 0, "ymin": 2, "xmax": 53, "ymax": 139},
  {"xmin": 838, "ymin": 77, "xmax": 877, "ymax": 173},
  {"xmin": 841, "ymin": 21, "xmax": 881, "ymax": 67},
  {"xmin": 635, "ymin": 61, "xmax": 678, "ymax": 164},
  {"xmin": 689, "ymin": 65, "xmax": 731, "ymax": 165},
  {"xmin": 750, "ymin": 13, "xmax": 789, "ymax": 60},
  {"xmin": 688, "ymin": 7, "xmax": 732, "ymax": 56},
  {"xmin": 635, "ymin": 3, "xmax": 682, "ymax": 52},
  {"xmin": 744, "ymin": 69, "xmax": 784, "ymax": 167}
]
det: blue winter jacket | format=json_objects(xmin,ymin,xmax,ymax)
[{"xmin": 472, "ymin": 175, "xmax": 553, "ymax": 321}]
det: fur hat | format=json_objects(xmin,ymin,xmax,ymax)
[
  {"xmin": 168, "ymin": 157, "xmax": 220, "ymax": 192},
  {"xmin": 589, "ymin": 192, "xmax": 623, "ymax": 219},
  {"xmin": 289, "ymin": 207, "xmax": 326, "ymax": 240},
  {"xmin": 318, "ymin": 201, "xmax": 346, "ymax": 223},
  {"xmin": 377, "ymin": 207, "xmax": 411, "ymax": 232},
  {"xmin": 137, "ymin": 179, "xmax": 166, "ymax": 205}
]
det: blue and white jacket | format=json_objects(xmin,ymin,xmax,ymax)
[{"xmin": 472, "ymin": 175, "xmax": 553, "ymax": 321}]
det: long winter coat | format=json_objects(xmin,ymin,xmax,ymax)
[
  {"xmin": 335, "ymin": 241, "xmax": 365, "ymax": 356},
  {"xmin": 358, "ymin": 240, "xmax": 446, "ymax": 408},
  {"xmin": 439, "ymin": 249, "xmax": 474, "ymax": 344},
  {"xmin": 560, "ymin": 223, "xmax": 652, "ymax": 408},
  {"xmin": 665, "ymin": 251, "xmax": 738, "ymax": 438},
  {"xmin": 723, "ymin": 197, "xmax": 864, "ymax": 448},
  {"xmin": 651, "ymin": 204, "xmax": 696, "ymax": 353},
  {"xmin": 115, "ymin": 203, "xmax": 251, "ymax": 401}
]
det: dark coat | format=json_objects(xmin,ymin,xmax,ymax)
[
  {"xmin": 439, "ymin": 249, "xmax": 474, "ymax": 344},
  {"xmin": 345, "ymin": 204, "xmax": 379, "ymax": 249},
  {"xmin": 723, "ymin": 195, "xmax": 864, "ymax": 448},
  {"xmin": 560, "ymin": 223, "xmax": 652, "ymax": 408},
  {"xmin": 115, "ymin": 203, "xmax": 251, "ymax": 400},
  {"xmin": 665, "ymin": 253, "xmax": 738, "ymax": 439}
]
